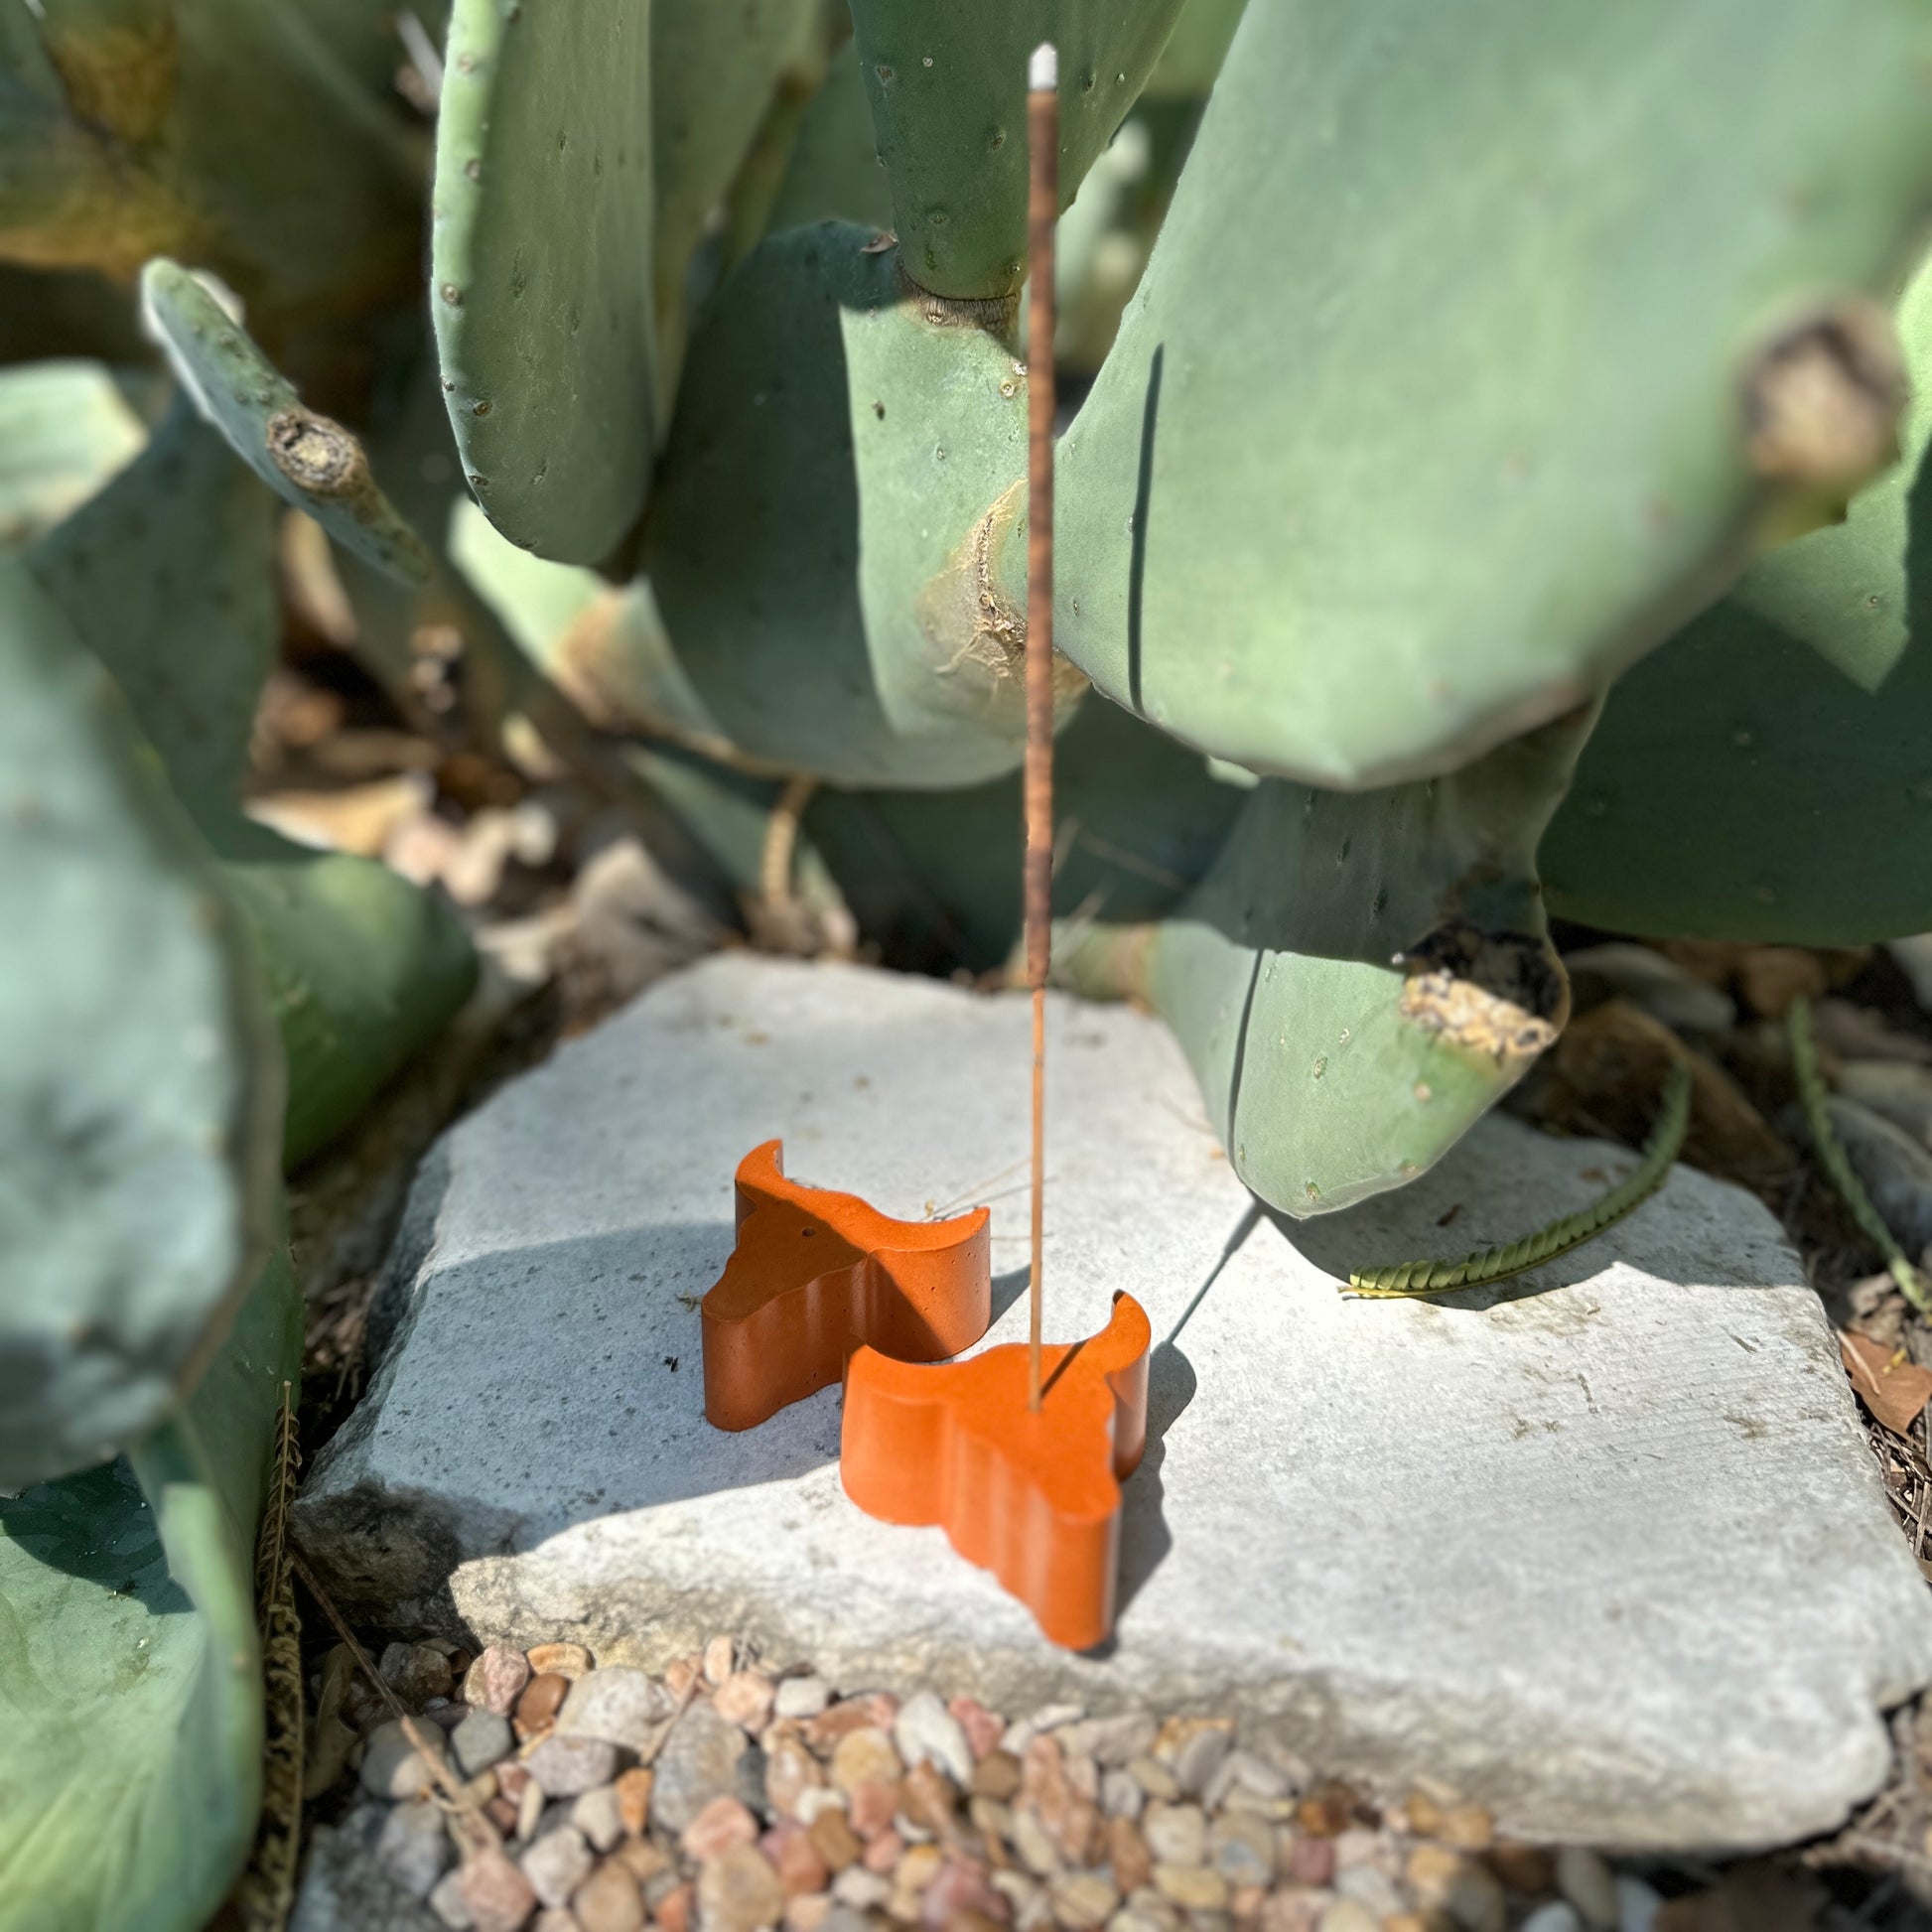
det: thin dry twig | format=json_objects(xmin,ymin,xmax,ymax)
[{"xmin": 290, "ymin": 1547, "xmax": 499, "ymax": 1856}]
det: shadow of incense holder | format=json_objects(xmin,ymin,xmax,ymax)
[
  {"xmin": 701, "ymin": 1141, "xmax": 992, "ymax": 1432},
  {"xmin": 842, "ymin": 1292, "xmax": 1152, "ymax": 1651}
]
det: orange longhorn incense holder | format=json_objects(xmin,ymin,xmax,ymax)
[
  {"xmin": 840, "ymin": 1292, "xmax": 1152, "ymax": 1650},
  {"xmin": 701, "ymin": 1141, "xmax": 992, "ymax": 1431}
]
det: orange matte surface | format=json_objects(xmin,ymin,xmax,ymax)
[
  {"xmin": 701, "ymin": 1141, "xmax": 992, "ymax": 1432},
  {"xmin": 840, "ymin": 1293, "xmax": 1152, "ymax": 1651}
]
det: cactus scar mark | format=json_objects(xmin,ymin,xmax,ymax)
[{"xmin": 1397, "ymin": 922, "xmax": 1566, "ymax": 1066}]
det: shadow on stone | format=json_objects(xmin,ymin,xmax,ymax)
[{"xmin": 1104, "ymin": 1202, "xmax": 1264, "ymax": 1647}]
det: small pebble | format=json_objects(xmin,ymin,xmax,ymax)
[
  {"xmin": 1520, "ymin": 1906, "xmax": 1586, "ymax": 1932},
  {"xmin": 527, "ymin": 1734, "xmax": 621, "ymax": 1798},
  {"xmin": 573, "ymin": 1859, "xmax": 646, "ymax": 1932},
  {"xmin": 1153, "ymin": 1718, "xmax": 1234, "ymax": 1798},
  {"xmin": 861, "ymin": 1829, "xmax": 903, "ymax": 1875},
  {"xmin": 971, "ymin": 1749, "xmax": 1023, "ymax": 1802},
  {"xmin": 1315, "ymin": 1902, "xmax": 1379, "ymax": 1932},
  {"xmin": 652, "ymin": 1701, "xmax": 750, "ymax": 1833},
  {"xmin": 614, "ymin": 1767, "xmax": 653, "ymax": 1837},
  {"xmin": 831, "ymin": 1726, "xmax": 903, "ymax": 1794},
  {"xmin": 1286, "ymin": 1833, "xmax": 1334, "ymax": 1888},
  {"xmin": 1127, "ymin": 1756, "xmax": 1179, "ymax": 1802},
  {"xmin": 1206, "ymin": 1813, "xmax": 1273, "ymax": 1888},
  {"xmin": 762, "ymin": 1820, "xmax": 830, "ymax": 1895},
  {"xmin": 714, "ymin": 1670, "xmax": 776, "ymax": 1732},
  {"xmin": 1141, "ymin": 1801, "xmax": 1205, "ymax": 1867},
  {"xmin": 1333, "ymin": 1863, "xmax": 1405, "ymax": 1917},
  {"xmin": 382, "ymin": 1640, "xmax": 456, "ymax": 1708},
  {"xmin": 808, "ymin": 1807, "xmax": 864, "ymax": 1872},
  {"xmin": 463, "ymin": 1645, "xmax": 532, "ymax": 1719},
  {"xmin": 377, "ymin": 1799, "xmax": 454, "ymax": 1897},
  {"xmin": 517, "ymin": 1776, "xmax": 546, "ymax": 1842},
  {"xmin": 784, "ymin": 1898, "xmax": 833, "ymax": 1932},
  {"xmin": 848, "ymin": 1776, "xmax": 898, "ymax": 1838},
  {"xmin": 764, "ymin": 1737, "xmax": 825, "ymax": 1819},
  {"xmin": 894, "ymin": 1691, "xmax": 974, "ymax": 1786},
  {"xmin": 1101, "ymin": 1769, "xmax": 1143, "ymax": 1819},
  {"xmin": 453, "ymin": 1709, "xmax": 514, "ymax": 1778},
  {"xmin": 532, "ymin": 1912, "xmax": 581, "ymax": 1932},
  {"xmin": 459, "ymin": 1849, "xmax": 540, "ymax": 1932},
  {"xmin": 1556, "ymin": 1848, "xmax": 1618, "ymax": 1931},
  {"xmin": 1152, "ymin": 1862, "xmax": 1229, "ymax": 1910},
  {"xmin": 683, "ymin": 1794, "xmax": 760, "ymax": 1861},
  {"xmin": 774, "ymin": 1675, "xmax": 831, "ymax": 1721},
  {"xmin": 948, "ymin": 1696, "xmax": 1005, "ymax": 1760},
  {"xmin": 1615, "ymin": 1875, "xmax": 1663, "ymax": 1932},
  {"xmin": 703, "ymin": 1635, "xmax": 737, "ymax": 1684},
  {"xmin": 699, "ymin": 1843, "xmax": 785, "ymax": 1932},
  {"xmin": 428, "ymin": 1867, "xmax": 474, "ymax": 1929},
  {"xmin": 1108, "ymin": 1817, "xmax": 1153, "ymax": 1894},
  {"xmin": 1405, "ymin": 1843, "xmax": 1506, "ymax": 1932},
  {"xmin": 571, "ymin": 1784, "xmax": 625, "ymax": 1853},
  {"xmin": 655, "ymin": 1880, "xmax": 694, "ymax": 1932},
  {"xmin": 515, "ymin": 1673, "xmax": 571, "ymax": 1740},
  {"xmin": 831, "ymin": 1866, "xmax": 892, "ymax": 1910},
  {"xmin": 527, "ymin": 1643, "xmax": 593, "ymax": 1681},
  {"xmin": 358, "ymin": 1720, "xmax": 448, "ymax": 1801},
  {"xmin": 522, "ymin": 1825, "xmax": 595, "ymax": 1907},
  {"xmin": 557, "ymin": 1669, "xmax": 675, "ymax": 1750}
]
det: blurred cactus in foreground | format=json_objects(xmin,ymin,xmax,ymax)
[{"xmin": 6, "ymin": 0, "xmax": 1932, "ymax": 1918}]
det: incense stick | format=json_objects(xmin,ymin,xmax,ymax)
[{"xmin": 1025, "ymin": 40, "xmax": 1057, "ymax": 1412}]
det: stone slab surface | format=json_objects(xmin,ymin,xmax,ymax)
[{"xmin": 297, "ymin": 954, "xmax": 1932, "ymax": 1851}]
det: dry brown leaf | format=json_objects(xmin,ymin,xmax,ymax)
[{"xmin": 1840, "ymin": 1329, "xmax": 1932, "ymax": 1435}]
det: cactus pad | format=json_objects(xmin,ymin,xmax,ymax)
[
  {"xmin": 644, "ymin": 221, "xmax": 1063, "ymax": 787},
  {"xmin": 0, "ymin": 357, "xmax": 146, "ymax": 548},
  {"xmin": 140, "ymin": 259, "xmax": 430, "ymax": 585},
  {"xmin": 1542, "ymin": 253, "xmax": 1932, "ymax": 944},
  {"xmin": 1053, "ymin": 0, "xmax": 1932, "ymax": 788},
  {"xmin": 1061, "ymin": 708, "xmax": 1594, "ymax": 1217},
  {"xmin": 0, "ymin": 556, "xmax": 283, "ymax": 1487},
  {"xmin": 844, "ymin": 0, "xmax": 1188, "ymax": 298},
  {"xmin": 431, "ymin": 0, "xmax": 657, "ymax": 565}
]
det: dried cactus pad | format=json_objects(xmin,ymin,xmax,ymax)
[
  {"xmin": 432, "ymin": 0, "xmax": 657, "ymax": 566},
  {"xmin": 846, "ymin": 0, "xmax": 1188, "ymax": 299},
  {"xmin": 140, "ymin": 259, "xmax": 430, "ymax": 586},
  {"xmin": 0, "ymin": 558, "xmax": 283, "ymax": 1489},
  {"xmin": 1053, "ymin": 0, "xmax": 1932, "ymax": 790}
]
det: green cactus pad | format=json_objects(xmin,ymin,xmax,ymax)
[
  {"xmin": 651, "ymin": 0, "xmax": 818, "ymax": 374},
  {"xmin": 28, "ymin": 394, "xmax": 279, "ymax": 832},
  {"xmin": 30, "ymin": 393, "xmax": 480, "ymax": 1166},
  {"xmin": 222, "ymin": 825, "xmax": 480, "ymax": 1168},
  {"xmin": 0, "ymin": 357, "xmax": 147, "ymax": 548},
  {"xmin": 431, "ymin": 0, "xmax": 657, "ymax": 565},
  {"xmin": 0, "ymin": 556, "xmax": 283, "ymax": 1488},
  {"xmin": 1542, "ymin": 254, "xmax": 1932, "ymax": 945},
  {"xmin": 1053, "ymin": 0, "xmax": 1932, "ymax": 790},
  {"xmin": 808, "ymin": 691, "xmax": 1243, "ymax": 969},
  {"xmin": 644, "ymin": 221, "xmax": 1065, "ymax": 786},
  {"xmin": 844, "ymin": 0, "xmax": 1187, "ymax": 298},
  {"xmin": 0, "ymin": 1236, "xmax": 300, "ymax": 1931},
  {"xmin": 764, "ymin": 41, "xmax": 896, "ymax": 238},
  {"xmin": 1061, "ymin": 708, "xmax": 1594, "ymax": 1217},
  {"xmin": 140, "ymin": 259, "xmax": 430, "ymax": 585}
]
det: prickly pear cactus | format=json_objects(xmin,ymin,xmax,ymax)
[
  {"xmin": 0, "ymin": 555, "xmax": 283, "ymax": 1488},
  {"xmin": 845, "ymin": 0, "xmax": 1187, "ymax": 297},
  {"xmin": 28, "ymin": 369, "xmax": 479, "ymax": 1168},
  {"xmin": 431, "ymin": 0, "xmax": 657, "ymax": 565},
  {"xmin": 642, "ymin": 221, "xmax": 1076, "ymax": 786},
  {"xmin": 1060, "ymin": 708, "xmax": 1595, "ymax": 1214},
  {"xmin": 1542, "ymin": 252, "xmax": 1932, "ymax": 943},
  {"xmin": 1053, "ymin": 0, "xmax": 1932, "ymax": 788},
  {"xmin": 0, "ymin": 357, "xmax": 145, "ymax": 546}
]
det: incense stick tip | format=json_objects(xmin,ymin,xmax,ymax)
[{"xmin": 1029, "ymin": 41, "xmax": 1057, "ymax": 91}]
